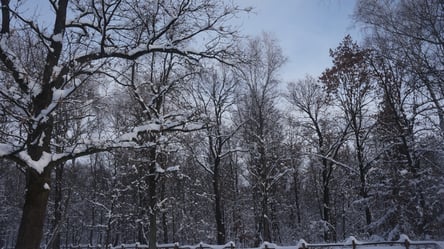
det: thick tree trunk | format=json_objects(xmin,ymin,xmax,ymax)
[
  {"xmin": 16, "ymin": 94, "xmax": 55, "ymax": 249},
  {"xmin": 14, "ymin": 0, "xmax": 67, "ymax": 245},
  {"xmin": 0, "ymin": 0, "xmax": 10, "ymax": 34},
  {"xmin": 15, "ymin": 167, "xmax": 51, "ymax": 249}
]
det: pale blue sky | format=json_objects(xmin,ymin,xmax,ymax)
[
  {"xmin": 30, "ymin": 0, "xmax": 358, "ymax": 83},
  {"xmin": 237, "ymin": 0, "xmax": 360, "ymax": 82}
]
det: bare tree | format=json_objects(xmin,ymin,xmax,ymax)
[
  {"xmin": 320, "ymin": 35, "xmax": 377, "ymax": 229},
  {"xmin": 287, "ymin": 75, "xmax": 349, "ymax": 242},
  {"xmin": 190, "ymin": 65, "xmax": 240, "ymax": 244},
  {"xmin": 235, "ymin": 33, "xmax": 287, "ymax": 245}
]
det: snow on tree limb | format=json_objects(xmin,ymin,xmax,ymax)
[
  {"xmin": 0, "ymin": 36, "xmax": 31, "ymax": 94},
  {"xmin": 0, "ymin": 143, "xmax": 15, "ymax": 157}
]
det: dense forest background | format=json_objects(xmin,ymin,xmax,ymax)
[{"xmin": 0, "ymin": 0, "xmax": 443, "ymax": 248}]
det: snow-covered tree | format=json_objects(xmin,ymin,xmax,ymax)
[
  {"xmin": 235, "ymin": 33, "xmax": 287, "ymax": 245},
  {"xmin": 287, "ymin": 75, "xmax": 349, "ymax": 242},
  {"xmin": 0, "ymin": 1, "xmax": 244, "ymax": 248},
  {"xmin": 190, "ymin": 65, "xmax": 240, "ymax": 244},
  {"xmin": 320, "ymin": 35, "xmax": 377, "ymax": 231},
  {"xmin": 355, "ymin": 0, "xmax": 444, "ymax": 238}
]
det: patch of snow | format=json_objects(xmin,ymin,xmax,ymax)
[
  {"xmin": 0, "ymin": 144, "xmax": 14, "ymax": 157},
  {"xmin": 397, "ymin": 234, "xmax": 411, "ymax": 242},
  {"xmin": 38, "ymin": 133, "xmax": 46, "ymax": 146},
  {"xmin": 51, "ymin": 65, "xmax": 63, "ymax": 81},
  {"xmin": 18, "ymin": 151, "xmax": 66, "ymax": 174},
  {"xmin": 368, "ymin": 234, "xmax": 385, "ymax": 242},
  {"xmin": 52, "ymin": 33, "xmax": 63, "ymax": 42},
  {"xmin": 158, "ymin": 243, "xmax": 179, "ymax": 249},
  {"xmin": 30, "ymin": 81, "xmax": 42, "ymax": 97},
  {"xmin": 166, "ymin": 165, "xmax": 180, "ymax": 172},
  {"xmin": 260, "ymin": 242, "xmax": 278, "ymax": 249},
  {"xmin": 134, "ymin": 123, "xmax": 161, "ymax": 132},
  {"xmin": 184, "ymin": 122, "xmax": 204, "ymax": 130},
  {"xmin": 119, "ymin": 131, "xmax": 138, "ymax": 141},
  {"xmin": 158, "ymin": 135, "xmax": 168, "ymax": 143},
  {"xmin": 296, "ymin": 239, "xmax": 308, "ymax": 249},
  {"xmin": 52, "ymin": 87, "xmax": 71, "ymax": 100},
  {"xmin": 128, "ymin": 44, "xmax": 147, "ymax": 56},
  {"xmin": 208, "ymin": 242, "xmax": 235, "ymax": 249},
  {"xmin": 155, "ymin": 163, "xmax": 165, "ymax": 173},
  {"xmin": 399, "ymin": 169, "xmax": 408, "ymax": 176},
  {"xmin": 18, "ymin": 151, "xmax": 51, "ymax": 174},
  {"xmin": 33, "ymin": 101, "xmax": 57, "ymax": 129},
  {"xmin": 345, "ymin": 236, "xmax": 361, "ymax": 245}
]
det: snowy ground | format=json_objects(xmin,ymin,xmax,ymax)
[{"xmin": 58, "ymin": 238, "xmax": 444, "ymax": 249}]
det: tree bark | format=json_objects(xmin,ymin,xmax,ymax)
[
  {"xmin": 210, "ymin": 132, "xmax": 226, "ymax": 245},
  {"xmin": 16, "ymin": 89, "xmax": 55, "ymax": 249},
  {"xmin": 15, "ymin": 167, "xmax": 51, "ymax": 249},
  {"xmin": 0, "ymin": 0, "xmax": 9, "ymax": 34},
  {"xmin": 213, "ymin": 159, "xmax": 226, "ymax": 244}
]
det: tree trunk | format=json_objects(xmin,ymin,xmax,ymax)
[
  {"xmin": 52, "ymin": 164, "xmax": 64, "ymax": 249},
  {"xmin": 322, "ymin": 182, "xmax": 331, "ymax": 242},
  {"xmin": 359, "ymin": 170, "xmax": 372, "ymax": 226},
  {"xmin": 262, "ymin": 194, "xmax": 271, "ymax": 243},
  {"xmin": 214, "ymin": 180, "xmax": 226, "ymax": 244},
  {"xmin": 213, "ymin": 157, "xmax": 226, "ymax": 244},
  {"xmin": 356, "ymin": 134, "xmax": 372, "ymax": 228},
  {"xmin": 293, "ymin": 169, "xmax": 301, "ymax": 224},
  {"xmin": 160, "ymin": 181, "xmax": 168, "ymax": 243},
  {"xmin": 147, "ymin": 146, "xmax": 158, "ymax": 249},
  {"xmin": 16, "ymin": 90, "xmax": 55, "ymax": 249},
  {"xmin": 1, "ymin": 0, "xmax": 10, "ymax": 34},
  {"xmin": 322, "ymin": 161, "xmax": 335, "ymax": 242},
  {"xmin": 15, "ymin": 167, "xmax": 51, "ymax": 249}
]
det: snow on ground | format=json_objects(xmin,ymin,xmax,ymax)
[
  {"xmin": 46, "ymin": 237, "xmax": 444, "ymax": 249},
  {"xmin": 112, "ymin": 240, "xmax": 443, "ymax": 249}
]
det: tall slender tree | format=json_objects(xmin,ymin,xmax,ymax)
[
  {"xmin": 191, "ymin": 65, "xmax": 240, "ymax": 244},
  {"xmin": 236, "ymin": 33, "xmax": 287, "ymax": 245},
  {"xmin": 287, "ymin": 75, "xmax": 349, "ymax": 242},
  {"xmin": 320, "ymin": 35, "xmax": 376, "ymax": 230}
]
